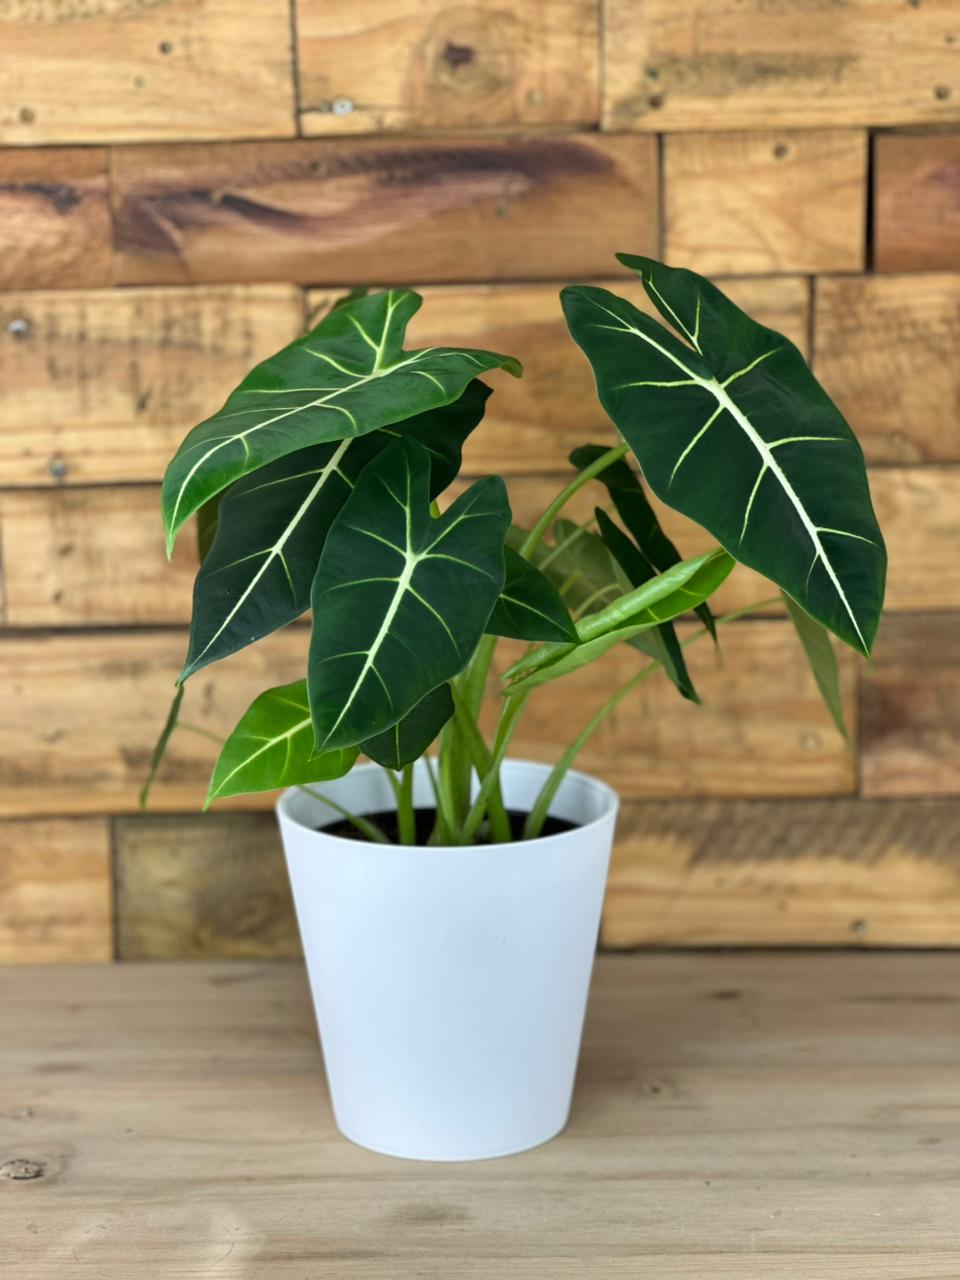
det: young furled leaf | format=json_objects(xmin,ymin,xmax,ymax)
[
  {"xmin": 562, "ymin": 259, "xmax": 886, "ymax": 655},
  {"xmin": 361, "ymin": 683, "xmax": 455, "ymax": 770},
  {"xmin": 308, "ymin": 438, "xmax": 510, "ymax": 751},
  {"xmin": 162, "ymin": 289, "xmax": 520, "ymax": 553}
]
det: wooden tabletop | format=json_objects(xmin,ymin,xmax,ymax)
[{"xmin": 2, "ymin": 953, "xmax": 959, "ymax": 1278}]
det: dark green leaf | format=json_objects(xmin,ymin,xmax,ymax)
[
  {"xmin": 308, "ymin": 437, "xmax": 510, "ymax": 751},
  {"xmin": 487, "ymin": 547, "xmax": 578, "ymax": 643},
  {"xmin": 571, "ymin": 443, "xmax": 716, "ymax": 641},
  {"xmin": 179, "ymin": 382, "xmax": 490, "ymax": 682},
  {"xmin": 361, "ymin": 683, "xmax": 455, "ymax": 769},
  {"xmin": 207, "ymin": 680, "xmax": 357, "ymax": 806},
  {"xmin": 782, "ymin": 591, "xmax": 848, "ymax": 739},
  {"xmin": 139, "ymin": 685, "xmax": 184, "ymax": 808},
  {"xmin": 595, "ymin": 509, "xmax": 699, "ymax": 703},
  {"xmin": 196, "ymin": 492, "xmax": 224, "ymax": 564},
  {"xmin": 562, "ymin": 259, "xmax": 886, "ymax": 655},
  {"xmin": 162, "ymin": 289, "xmax": 520, "ymax": 552}
]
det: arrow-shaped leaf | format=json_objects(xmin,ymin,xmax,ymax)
[
  {"xmin": 782, "ymin": 591, "xmax": 848, "ymax": 738},
  {"xmin": 361, "ymin": 683, "xmax": 455, "ymax": 770},
  {"xmin": 207, "ymin": 680, "xmax": 358, "ymax": 806},
  {"xmin": 562, "ymin": 259, "xmax": 886, "ymax": 656},
  {"xmin": 486, "ymin": 547, "xmax": 578, "ymax": 643},
  {"xmin": 162, "ymin": 289, "xmax": 520, "ymax": 553},
  {"xmin": 308, "ymin": 438, "xmax": 510, "ymax": 751},
  {"xmin": 180, "ymin": 383, "xmax": 491, "ymax": 682}
]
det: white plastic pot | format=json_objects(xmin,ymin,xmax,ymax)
[{"xmin": 276, "ymin": 759, "xmax": 619, "ymax": 1162}]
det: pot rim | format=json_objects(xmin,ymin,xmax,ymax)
[{"xmin": 276, "ymin": 757, "xmax": 619, "ymax": 854}]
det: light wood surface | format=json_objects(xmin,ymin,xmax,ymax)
[
  {"xmin": 874, "ymin": 133, "xmax": 960, "ymax": 272},
  {"xmin": 111, "ymin": 135, "xmax": 658, "ymax": 286},
  {"xmin": 2, "ymin": 954, "xmax": 959, "ymax": 1276},
  {"xmin": 603, "ymin": 0, "xmax": 960, "ymax": 132},
  {"xmin": 297, "ymin": 0, "xmax": 600, "ymax": 134},
  {"xmin": 664, "ymin": 129, "xmax": 867, "ymax": 275},
  {"xmin": 0, "ymin": 0, "xmax": 295, "ymax": 144}
]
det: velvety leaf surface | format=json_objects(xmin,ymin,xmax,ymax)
[
  {"xmin": 180, "ymin": 383, "xmax": 491, "ymax": 682},
  {"xmin": 361, "ymin": 683, "xmax": 455, "ymax": 770},
  {"xmin": 487, "ymin": 547, "xmax": 578, "ymax": 643},
  {"xmin": 207, "ymin": 680, "xmax": 357, "ymax": 806},
  {"xmin": 162, "ymin": 289, "xmax": 520, "ymax": 551},
  {"xmin": 562, "ymin": 258, "xmax": 886, "ymax": 655},
  {"xmin": 308, "ymin": 438, "xmax": 510, "ymax": 751}
]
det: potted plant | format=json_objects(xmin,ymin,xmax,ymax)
[{"xmin": 146, "ymin": 255, "xmax": 885, "ymax": 1161}]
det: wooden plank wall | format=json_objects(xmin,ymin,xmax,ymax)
[{"xmin": 0, "ymin": 0, "xmax": 958, "ymax": 961}]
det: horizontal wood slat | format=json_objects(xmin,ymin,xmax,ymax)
[
  {"xmin": 0, "ymin": 0, "xmax": 295, "ymax": 144},
  {"xmin": 0, "ymin": 621, "xmax": 854, "ymax": 818},
  {"xmin": 603, "ymin": 797, "xmax": 960, "ymax": 948},
  {"xmin": 110, "ymin": 135, "xmax": 658, "ymax": 286},
  {"xmin": 0, "ymin": 149, "xmax": 111, "ymax": 290},
  {"xmin": 297, "ymin": 0, "xmax": 600, "ymax": 134},
  {"xmin": 114, "ymin": 814, "xmax": 299, "ymax": 959},
  {"xmin": 603, "ymin": 0, "xmax": 960, "ymax": 133},
  {"xmin": 664, "ymin": 130, "xmax": 867, "ymax": 275},
  {"xmin": 874, "ymin": 133, "xmax": 960, "ymax": 273},
  {"xmin": 0, "ymin": 285, "xmax": 304, "ymax": 488},
  {"xmin": 861, "ymin": 614, "xmax": 960, "ymax": 799},
  {"xmin": 814, "ymin": 273, "xmax": 960, "ymax": 464},
  {"xmin": 0, "ymin": 818, "xmax": 112, "ymax": 964}
]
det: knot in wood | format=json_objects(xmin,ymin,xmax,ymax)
[{"xmin": 0, "ymin": 1158, "xmax": 46, "ymax": 1181}]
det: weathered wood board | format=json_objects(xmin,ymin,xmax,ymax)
[
  {"xmin": 0, "ymin": 818, "xmax": 112, "ymax": 964},
  {"xmin": 114, "ymin": 814, "xmax": 299, "ymax": 960},
  {"xmin": 814, "ymin": 272, "xmax": 960, "ymax": 463},
  {"xmin": 861, "ymin": 614, "xmax": 960, "ymax": 799},
  {"xmin": 604, "ymin": 797, "xmax": 960, "ymax": 948},
  {"xmin": 0, "ymin": 285, "xmax": 303, "ymax": 488},
  {"xmin": 297, "ymin": 0, "xmax": 600, "ymax": 135},
  {"xmin": 664, "ymin": 130, "xmax": 867, "ymax": 275},
  {"xmin": 0, "ymin": 149, "xmax": 111, "ymax": 290},
  {"xmin": 874, "ymin": 132, "xmax": 960, "ymax": 272},
  {"xmin": 110, "ymin": 135, "xmax": 659, "ymax": 286},
  {"xmin": 0, "ymin": 0, "xmax": 295, "ymax": 144},
  {"xmin": 4, "ymin": 955, "xmax": 960, "ymax": 1275},
  {"xmin": 0, "ymin": 621, "xmax": 854, "ymax": 819},
  {"xmin": 603, "ymin": 0, "xmax": 960, "ymax": 133}
]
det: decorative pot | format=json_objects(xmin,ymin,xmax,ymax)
[{"xmin": 276, "ymin": 758, "xmax": 619, "ymax": 1161}]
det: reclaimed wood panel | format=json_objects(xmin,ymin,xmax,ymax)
[
  {"xmin": 0, "ymin": 285, "xmax": 303, "ymax": 488},
  {"xmin": 114, "ymin": 814, "xmax": 298, "ymax": 959},
  {"xmin": 874, "ymin": 133, "xmax": 960, "ymax": 272},
  {"xmin": 111, "ymin": 135, "xmax": 658, "ymax": 286},
  {"xmin": 0, "ymin": 0, "xmax": 295, "ymax": 144},
  {"xmin": 604, "ymin": 797, "xmax": 960, "ymax": 948},
  {"xmin": 0, "ymin": 621, "xmax": 854, "ymax": 818},
  {"xmin": 664, "ymin": 130, "xmax": 867, "ymax": 275},
  {"xmin": 297, "ymin": 0, "xmax": 599, "ymax": 135},
  {"xmin": 0, "ymin": 818, "xmax": 112, "ymax": 964},
  {"xmin": 861, "ymin": 614, "xmax": 960, "ymax": 799},
  {"xmin": 0, "ymin": 149, "xmax": 110, "ymax": 290},
  {"xmin": 7, "ymin": 956, "xmax": 960, "ymax": 1277},
  {"xmin": 603, "ymin": 0, "xmax": 960, "ymax": 132},
  {"xmin": 815, "ymin": 273, "xmax": 960, "ymax": 463}
]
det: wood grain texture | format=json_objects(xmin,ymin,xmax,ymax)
[
  {"xmin": 114, "ymin": 815, "xmax": 298, "ymax": 959},
  {"xmin": 0, "ymin": 621, "xmax": 854, "ymax": 818},
  {"xmin": 3, "ymin": 955, "xmax": 960, "ymax": 1275},
  {"xmin": 603, "ymin": 0, "xmax": 960, "ymax": 132},
  {"xmin": 111, "ymin": 135, "xmax": 658, "ymax": 286},
  {"xmin": 0, "ymin": 285, "xmax": 303, "ymax": 487},
  {"xmin": 664, "ymin": 129, "xmax": 867, "ymax": 275},
  {"xmin": 815, "ymin": 272, "xmax": 960, "ymax": 463},
  {"xmin": 0, "ymin": 149, "xmax": 111, "ymax": 289},
  {"xmin": 0, "ymin": 818, "xmax": 112, "ymax": 964},
  {"xmin": 874, "ymin": 132, "xmax": 960, "ymax": 272},
  {"xmin": 0, "ymin": 0, "xmax": 295, "ymax": 144},
  {"xmin": 297, "ymin": 0, "xmax": 599, "ymax": 134},
  {"xmin": 604, "ymin": 797, "xmax": 960, "ymax": 948},
  {"xmin": 861, "ymin": 614, "xmax": 960, "ymax": 799}
]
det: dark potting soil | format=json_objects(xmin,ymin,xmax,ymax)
[{"xmin": 319, "ymin": 808, "xmax": 577, "ymax": 845}]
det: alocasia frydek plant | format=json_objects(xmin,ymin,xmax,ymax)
[{"xmin": 145, "ymin": 256, "xmax": 886, "ymax": 844}]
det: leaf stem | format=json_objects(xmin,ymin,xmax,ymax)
[
  {"xmin": 297, "ymin": 784, "xmax": 391, "ymax": 844},
  {"xmin": 518, "ymin": 443, "xmax": 629, "ymax": 560}
]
